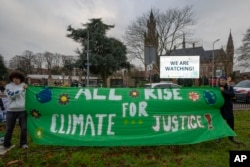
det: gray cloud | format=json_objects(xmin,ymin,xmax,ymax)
[{"xmin": 0, "ymin": 0, "xmax": 249, "ymax": 62}]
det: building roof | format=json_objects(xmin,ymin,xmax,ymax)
[
  {"xmin": 26, "ymin": 74, "xmax": 97, "ymax": 80},
  {"xmin": 169, "ymin": 46, "xmax": 221, "ymax": 63}
]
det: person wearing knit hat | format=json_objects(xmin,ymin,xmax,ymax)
[
  {"xmin": 219, "ymin": 75, "xmax": 227, "ymax": 80},
  {"xmin": 217, "ymin": 75, "xmax": 239, "ymax": 144},
  {"xmin": 0, "ymin": 71, "xmax": 29, "ymax": 152}
]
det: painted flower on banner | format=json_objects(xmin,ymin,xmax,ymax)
[
  {"xmin": 129, "ymin": 90, "xmax": 139, "ymax": 98},
  {"xmin": 30, "ymin": 109, "xmax": 41, "ymax": 119},
  {"xmin": 189, "ymin": 92, "xmax": 199, "ymax": 101},
  {"xmin": 58, "ymin": 94, "xmax": 70, "ymax": 105}
]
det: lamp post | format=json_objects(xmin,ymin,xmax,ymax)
[
  {"xmin": 86, "ymin": 23, "xmax": 98, "ymax": 87},
  {"xmin": 212, "ymin": 39, "xmax": 220, "ymax": 87},
  {"xmin": 62, "ymin": 73, "xmax": 65, "ymax": 85},
  {"xmin": 86, "ymin": 30, "xmax": 90, "ymax": 87}
]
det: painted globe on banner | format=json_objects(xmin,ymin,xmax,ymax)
[{"xmin": 203, "ymin": 90, "xmax": 217, "ymax": 105}]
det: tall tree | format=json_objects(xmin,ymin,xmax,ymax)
[
  {"xmin": 236, "ymin": 28, "xmax": 250, "ymax": 73},
  {"xmin": 61, "ymin": 55, "xmax": 77, "ymax": 78},
  {"xmin": 33, "ymin": 53, "xmax": 44, "ymax": 74},
  {"xmin": 124, "ymin": 6, "xmax": 196, "ymax": 70},
  {"xmin": 8, "ymin": 50, "xmax": 35, "ymax": 75},
  {"xmin": 43, "ymin": 51, "xmax": 54, "ymax": 75},
  {"xmin": 21, "ymin": 50, "xmax": 35, "ymax": 74},
  {"xmin": 67, "ymin": 18, "xmax": 129, "ymax": 86}
]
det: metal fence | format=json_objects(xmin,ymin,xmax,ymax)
[{"xmin": 233, "ymin": 102, "xmax": 250, "ymax": 111}]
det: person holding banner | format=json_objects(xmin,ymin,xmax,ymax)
[
  {"xmin": 0, "ymin": 71, "xmax": 28, "ymax": 152},
  {"xmin": 218, "ymin": 75, "xmax": 239, "ymax": 144}
]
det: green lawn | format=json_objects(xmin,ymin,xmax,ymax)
[{"xmin": 1, "ymin": 110, "xmax": 249, "ymax": 167}]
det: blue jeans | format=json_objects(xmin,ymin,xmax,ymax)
[{"xmin": 3, "ymin": 111, "xmax": 27, "ymax": 147}]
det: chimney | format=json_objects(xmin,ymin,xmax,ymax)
[{"xmin": 193, "ymin": 43, "xmax": 195, "ymax": 48}]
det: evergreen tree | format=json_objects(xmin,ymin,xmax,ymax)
[
  {"xmin": 0, "ymin": 54, "xmax": 8, "ymax": 81},
  {"xmin": 67, "ymin": 18, "xmax": 129, "ymax": 86}
]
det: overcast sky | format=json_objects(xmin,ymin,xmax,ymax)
[{"xmin": 0, "ymin": 0, "xmax": 249, "ymax": 63}]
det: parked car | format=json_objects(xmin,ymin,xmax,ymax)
[
  {"xmin": 144, "ymin": 82, "xmax": 182, "ymax": 89},
  {"xmin": 233, "ymin": 80, "xmax": 250, "ymax": 103}
]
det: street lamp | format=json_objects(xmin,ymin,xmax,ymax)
[
  {"xmin": 62, "ymin": 73, "xmax": 65, "ymax": 85},
  {"xmin": 212, "ymin": 39, "xmax": 220, "ymax": 87},
  {"xmin": 86, "ymin": 23, "xmax": 98, "ymax": 87},
  {"xmin": 86, "ymin": 30, "xmax": 90, "ymax": 87}
]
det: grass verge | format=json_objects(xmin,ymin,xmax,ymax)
[{"xmin": 0, "ymin": 110, "xmax": 249, "ymax": 167}]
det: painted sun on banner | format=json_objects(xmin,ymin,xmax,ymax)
[{"xmin": 26, "ymin": 86, "xmax": 236, "ymax": 146}]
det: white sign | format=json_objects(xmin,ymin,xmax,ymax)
[
  {"xmin": 160, "ymin": 56, "xmax": 200, "ymax": 78},
  {"xmin": 216, "ymin": 70, "xmax": 222, "ymax": 77}
]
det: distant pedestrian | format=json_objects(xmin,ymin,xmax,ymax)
[
  {"xmin": 227, "ymin": 76, "xmax": 235, "ymax": 86},
  {"xmin": 0, "ymin": 71, "xmax": 29, "ymax": 152}
]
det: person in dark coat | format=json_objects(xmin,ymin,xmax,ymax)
[
  {"xmin": 218, "ymin": 75, "xmax": 237, "ymax": 143},
  {"xmin": 0, "ymin": 84, "xmax": 5, "ymax": 111}
]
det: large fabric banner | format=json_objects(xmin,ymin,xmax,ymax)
[{"xmin": 26, "ymin": 86, "xmax": 236, "ymax": 146}]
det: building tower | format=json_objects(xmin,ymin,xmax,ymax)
[
  {"xmin": 226, "ymin": 30, "xmax": 234, "ymax": 77},
  {"xmin": 144, "ymin": 10, "xmax": 159, "ymax": 81}
]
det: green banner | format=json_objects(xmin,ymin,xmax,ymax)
[{"xmin": 26, "ymin": 86, "xmax": 236, "ymax": 146}]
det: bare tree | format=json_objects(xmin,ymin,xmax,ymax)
[
  {"xmin": 51, "ymin": 53, "xmax": 63, "ymax": 74},
  {"xmin": 124, "ymin": 13, "xmax": 150, "ymax": 65},
  {"xmin": 9, "ymin": 51, "xmax": 68, "ymax": 75},
  {"xmin": 43, "ymin": 51, "xmax": 54, "ymax": 75},
  {"xmin": 9, "ymin": 56, "xmax": 20, "ymax": 70},
  {"xmin": 124, "ymin": 6, "xmax": 196, "ymax": 70},
  {"xmin": 236, "ymin": 28, "xmax": 250, "ymax": 73},
  {"xmin": 22, "ymin": 50, "xmax": 35, "ymax": 74},
  {"xmin": 8, "ymin": 50, "xmax": 35, "ymax": 74},
  {"xmin": 62, "ymin": 55, "xmax": 76, "ymax": 75},
  {"xmin": 33, "ymin": 53, "xmax": 44, "ymax": 74}
]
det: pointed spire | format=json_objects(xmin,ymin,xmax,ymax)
[
  {"xmin": 226, "ymin": 29, "xmax": 234, "ymax": 76},
  {"xmin": 226, "ymin": 29, "xmax": 234, "ymax": 54},
  {"xmin": 150, "ymin": 9, "xmax": 154, "ymax": 20}
]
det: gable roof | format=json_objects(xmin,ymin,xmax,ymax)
[{"xmin": 168, "ymin": 46, "xmax": 222, "ymax": 63}]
